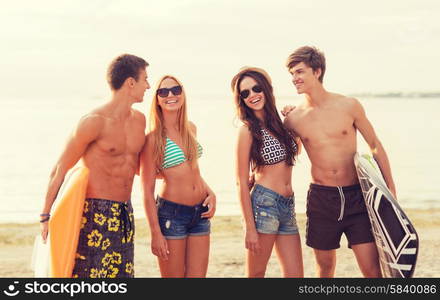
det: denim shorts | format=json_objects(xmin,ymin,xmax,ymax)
[
  {"xmin": 251, "ymin": 184, "xmax": 299, "ymax": 235},
  {"xmin": 157, "ymin": 196, "xmax": 211, "ymax": 239}
]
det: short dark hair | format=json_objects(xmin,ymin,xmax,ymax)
[
  {"xmin": 286, "ymin": 46, "xmax": 326, "ymax": 83},
  {"xmin": 107, "ymin": 54, "xmax": 149, "ymax": 90}
]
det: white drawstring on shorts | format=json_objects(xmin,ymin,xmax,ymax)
[{"xmin": 337, "ymin": 186, "xmax": 346, "ymax": 221}]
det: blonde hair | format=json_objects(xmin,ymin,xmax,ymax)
[{"xmin": 149, "ymin": 75, "xmax": 198, "ymax": 171}]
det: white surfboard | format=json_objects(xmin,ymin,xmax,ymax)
[
  {"xmin": 30, "ymin": 235, "xmax": 50, "ymax": 277},
  {"xmin": 354, "ymin": 153, "xmax": 419, "ymax": 278}
]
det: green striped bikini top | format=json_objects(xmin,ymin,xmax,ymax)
[{"xmin": 162, "ymin": 137, "xmax": 203, "ymax": 169}]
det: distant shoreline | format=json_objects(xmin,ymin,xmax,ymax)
[
  {"xmin": 274, "ymin": 92, "xmax": 440, "ymax": 100},
  {"xmin": 348, "ymin": 92, "xmax": 440, "ymax": 98},
  {"xmin": 0, "ymin": 206, "xmax": 437, "ymax": 226}
]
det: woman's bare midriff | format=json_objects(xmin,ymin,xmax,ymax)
[
  {"xmin": 254, "ymin": 162, "xmax": 293, "ymax": 197},
  {"xmin": 158, "ymin": 163, "xmax": 207, "ymax": 206}
]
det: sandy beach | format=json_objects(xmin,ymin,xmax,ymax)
[{"xmin": 1, "ymin": 209, "xmax": 439, "ymax": 278}]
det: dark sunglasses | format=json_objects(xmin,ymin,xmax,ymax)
[
  {"xmin": 157, "ymin": 85, "xmax": 183, "ymax": 98},
  {"xmin": 240, "ymin": 85, "xmax": 262, "ymax": 99}
]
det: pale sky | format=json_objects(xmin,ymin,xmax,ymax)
[{"xmin": 1, "ymin": 0, "xmax": 439, "ymax": 100}]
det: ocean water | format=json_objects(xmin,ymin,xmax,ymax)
[{"xmin": 1, "ymin": 95, "xmax": 439, "ymax": 223}]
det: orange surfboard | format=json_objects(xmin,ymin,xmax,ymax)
[{"xmin": 49, "ymin": 166, "xmax": 89, "ymax": 277}]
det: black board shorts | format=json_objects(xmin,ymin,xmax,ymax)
[{"xmin": 306, "ymin": 183, "xmax": 375, "ymax": 250}]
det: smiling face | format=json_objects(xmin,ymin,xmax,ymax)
[
  {"xmin": 156, "ymin": 77, "xmax": 184, "ymax": 112},
  {"xmin": 130, "ymin": 68, "xmax": 150, "ymax": 103},
  {"xmin": 238, "ymin": 76, "xmax": 265, "ymax": 112},
  {"xmin": 288, "ymin": 62, "xmax": 322, "ymax": 94}
]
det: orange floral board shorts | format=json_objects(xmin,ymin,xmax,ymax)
[{"xmin": 72, "ymin": 198, "xmax": 135, "ymax": 278}]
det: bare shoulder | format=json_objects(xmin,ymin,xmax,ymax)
[
  {"xmin": 132, "ymin": 108, "xmax": 146, "ymax": 122},
  {"xmin": 77, "ymin": 112, "xmax": 105, "ymax": 131},
  {"xmin": 145, "ymin": 130, "xmax": 156, "ymax": 141},
  {"xmin": 283, "ymin": 109, "xmax": 296, "ymax": 125},
  {"xmin": 68, "ymin": 113, "xmax": 105, "ymax": 143},
  {"xmin": 238, "ymin": 124, "xmax": 252, "ymax": 140},
  {"xmin": 284, "ymin": 102, "xmax": 306, "ymax": 127},
  {"xmin": 89, "ymin": 103, "xmax": 110, "ymax": 117},
  {"xmin": 332, "ymin": 93, "xmax": 361, "ymax": 107},
  {"xmin": 330, "ymin": 93, "xmax": 363, "ymax": 113},
  {"xmin": 343, "ymin": 96, "xmax": 365, "ymax": 115}
]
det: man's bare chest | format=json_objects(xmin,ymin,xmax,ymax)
[
  {"xmin": 96, "ymin": 121, "xmax": 145, "ymax": 155},
  {"xmin": 293, "ymin": 110, "xmax": 355, "ymax": 144}
]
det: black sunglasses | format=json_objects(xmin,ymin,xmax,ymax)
[
  {"xmin": 240, "ymin": 85, "xmax": 262, "ymax": 99},
  {"xmin": 157, "ymin": 85, "xmax": 183, "ymax": 98}
]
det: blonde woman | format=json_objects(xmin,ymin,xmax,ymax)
[{"xmin": 140, "ymin": 75, "xmax": 216, "ymax": 277}]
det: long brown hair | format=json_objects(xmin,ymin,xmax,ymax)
[
  {"xmin": 149, "ymin": 75, "xmax": 198, "ymax": 171},
  {"xmin": 231, "ymin": 67, "xmax": 297, "ymax": 170}
]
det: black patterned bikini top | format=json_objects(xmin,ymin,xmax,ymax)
[{"xmin": 260, "ymin": 128, "xmax": 297, "ymax": 165}]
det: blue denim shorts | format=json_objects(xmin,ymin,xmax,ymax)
[
  {"xmin": 251, "ymin": 184, "xmax": 299, "ymax": 235},
  {"xmin": 157, "ymin": 197, "xmax": 211, "ymax": 239}
]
